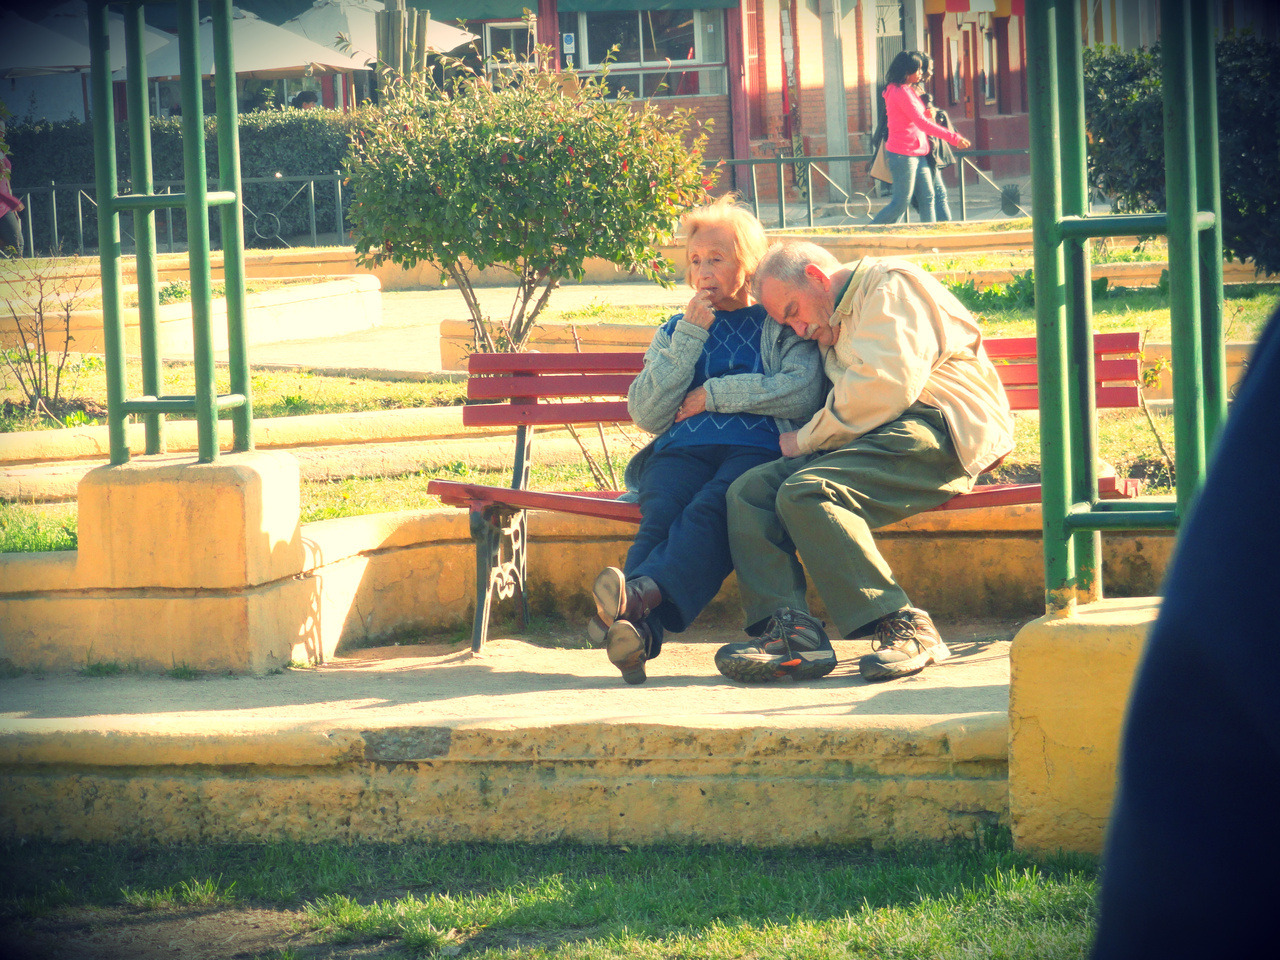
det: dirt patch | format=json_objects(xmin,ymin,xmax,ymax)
[{"xmin": 0, "ymin": 905, "xmax": 394, "ymax": 960}]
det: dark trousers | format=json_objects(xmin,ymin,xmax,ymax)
[
  {"xmin": 625, "ymin": 443, "xmax": 779, "ymax": 658},
  {"xmin": 1091, "ymin": 308, "xmax": 1280, "ymax": 959},
  {"xmin": 0, "ymin": 211, "xmax": 20, "ymax": 255}
]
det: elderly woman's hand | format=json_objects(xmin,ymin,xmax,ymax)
[
  {"xmin": 683, "ymin": 290, "xmax": 716, "ymax": 330},
  {"xmin": 674, "ymin": 386, "xmax": 708, "ymax": 422}
]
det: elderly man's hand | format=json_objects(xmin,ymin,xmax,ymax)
[
  {"xmin": 778, "ymin": 431, "xmax": 802, "ymax": 458},
  {"xmin": 674, "ymin": 386, "xmax": 707, "ymax": 422},
  {"xmin": 683, "ymin": 290, "xmax": 716, "ymax": 330}
]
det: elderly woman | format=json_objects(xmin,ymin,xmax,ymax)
[{"xmin": 590, "ymin": 196, "xmax": 826, "ymax": 684}]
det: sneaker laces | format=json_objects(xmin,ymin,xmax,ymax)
[
  {"xmin": 871, "ymin": 611, "xmax": 919, "ymax": 652},
  {"xmin": 763, "ymin": 608, "xmax": 822, "ymax": 653}
]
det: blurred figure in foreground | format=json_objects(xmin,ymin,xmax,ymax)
[{"xmin": 1092, "ymin": 306, "xmax": 1280, "ymax": 958}]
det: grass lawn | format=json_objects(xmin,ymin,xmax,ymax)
[
  {"xmin": 959, "ymin": 281, "xmax": 1278, "ymax": 342},
  {"xmin": 0, "ymin": 831, "xmax": 1100, "ymax": 959},
  {"xmin": 0, "ymin": 361, "xmax": 468, "ymax": 433}
]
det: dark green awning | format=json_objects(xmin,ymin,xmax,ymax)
[
  {"xmin": 419, "ymin": 0, "xmax": 737, "ymax": 20},
  {"xmin": 414, "ymin": 2, "xmax": 535, "ymax": 22},
  {"xmin": 558, "ymin": 0, "xmax": 738, "ymax": 10}
]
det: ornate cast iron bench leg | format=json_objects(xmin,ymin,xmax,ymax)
[{"xmin": 468, "ymin": 503, "xmax": 529, "ymax": 654}]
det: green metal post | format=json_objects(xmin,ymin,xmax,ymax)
[
  {"xmin": 176, "ymin": 0, "xmax": 220, "ymax": 463},
  {"xmin": 1161, "ymin": 0, "xmax": 1207, "ymax": 520},
  {"xmin": 210, "ymin": 0, "xmax": 253, "ymax": 452},
  {"xmin": 87, "ymin": 0, "xmax": 129, "ymax": 466},
  {"xmin": 1191, "ymin": 0, "xmax": 1227, "ymax": 445},
  {"xmin": 1026, "ymin": 0, "xmax": 1077, "ymax": 611},
  {"xmin": 124, "ymin": 2, "xmax": 164, "ymax": 455},
  {"xmin": 1055, "ymin": 0, "xmax": 1101, "ymax": 602}
]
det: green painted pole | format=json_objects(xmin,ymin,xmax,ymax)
[
  {"xmin": 1191, "ymin": 0, "xmax": 1226, "ymax": 447},
  {"xmin": 1055, "ymin": 0, "xmax": 1101, "ymax": 602},
  {"xmin": 124, "ymin": 2, "xmax": 164, "ymax": 455},
  {"xmin": 87, "ymin": 0, "xmax": 128, "ymax": 466},
  {"xmin": 1160, "ymin": 0, "xmax": 1207, "ymax": 519},
  {"xmin": 210, "ymin": 0, "xmax": 253, "ymax": 452},
  {"xmin": 176, "ymin": 0, "xmax": 219, "ymax": 463},
  {"xmin": 1026, "ymin": 0, "xmax": 1076, "ymax": 612}
]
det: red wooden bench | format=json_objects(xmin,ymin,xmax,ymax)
[{"xmin": 428, "ymin": 331, "xmax": 1145, "ymax": 651}]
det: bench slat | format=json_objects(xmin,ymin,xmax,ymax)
[
  {"xmin": 463, "ymin": 400, "xmax": 633, "ymax": 428},
  {"xmin": 995, "ymin": 357, "xmax": 1139, "ymax": 388},
  {"xmin": 468, "ymin": 352, "xmax": 647, "ymax": 374},
  {"xmin": 1005, "ymin": 383, "xmax": 1140, "ymax": 411},
  {"xmin": 983, "ymin": 330, "xmax": 1140, "ymax": 360},
  {"xmin": 428, "ymin": 481, "xmax": 643, "ymax": 523},
  {"xmin": 467, "ymin": 372, "xmax": 635, "ymax": 401},
  {"xmin": 428, "ymin": 475, "xmax": 1144, "ymax": 522}
]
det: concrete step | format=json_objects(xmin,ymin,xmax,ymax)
[{"xmin": 0, "ymin": 631, "xmax": 1011, "ymax": 846}]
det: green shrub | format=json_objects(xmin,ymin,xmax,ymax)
[
  {"xmin": 345, "ymin": 52, "xmax": 711, "ymax": 353},
  {"xmin": 1082, "ymin": 35, "xmax": 1280, "ymax": 276}
]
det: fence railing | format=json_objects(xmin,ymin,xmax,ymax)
[
  {"xmin": 9, "ymin": 171, "xmax": 347, "ymax": 257},
  {"xmin": 10, "ymin": 150, "xmax": 1031, "ymax": 256},
  {"xmin": 724, "ymin": 148, "xmax": 1032, "ymax": 228}
]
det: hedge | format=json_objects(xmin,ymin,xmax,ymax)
[
  {"xmin": 6, "ymin": 107, "xmax": 364, "ymax": 253},
  {"xmin": 1082, "ymin": 34, "xmax": 1280, "ymax": 276}
]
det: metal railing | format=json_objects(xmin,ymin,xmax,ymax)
[
  {"xmin": 1026, "ymin": 0, "xmax": 1223, "ymax": 612},
  {"xmin": 723, "ymin": 148, "xmax": 1031, "ymax": 228},
  {"xmin": 91, "ymin": 0, "xmax": 253, "ymax": 465},
  {"xmin": 10, "ymin": 170, "xmax": 346, "ymax": 257}
]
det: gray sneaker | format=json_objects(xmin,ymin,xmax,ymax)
[
  {"xmin": 714, "ymin": 608, "xmax": 837, "ymax": 682},
  {"xmin": 858, "ymin": 607, "xmax": 950, "ymax": 682}
]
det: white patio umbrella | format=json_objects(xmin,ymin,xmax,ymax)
[
  {"xmin": 40, "ymin": 1, "xmax": 172, "ymax": 73},
  {"xmin": 135, "ymin": 7, "xmax": 369, "ymax": 79},
  {"xmin": 0, "ymin": 9, "xmax": 92, "ymax": 77},
  {"xmin": 281, "ymin": 0, "xmax": 477, "ymax": 68}
]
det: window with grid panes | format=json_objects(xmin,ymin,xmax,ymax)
[{"xmin": 556, "ymin": 9, "xmax": 727, "ymax": 99}]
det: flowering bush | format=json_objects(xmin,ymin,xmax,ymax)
[{"xmin": 344, "ymin": 51, "xmax": 714, "ymax": 352}]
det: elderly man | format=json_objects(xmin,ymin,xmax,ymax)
[{"xmin": 714, "ymin": 241, "xmax": 1014, "ymax": 683}]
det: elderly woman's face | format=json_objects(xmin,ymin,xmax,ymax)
[{"xmin": 687, "ymin": 223, "xmax": 749, "ymax": 311}]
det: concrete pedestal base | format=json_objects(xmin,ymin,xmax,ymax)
[
  {"xmin": 0, "ymin": 451, "xmax": 314, "ymax": 674},
  {"xmin": 1008, "ymin": 597, "xmax": 1159, "ymax": 853}
]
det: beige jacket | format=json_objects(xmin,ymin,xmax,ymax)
[{"xmin": 795, "ymin": 257, "xmax": 1014, "ymax": 477}]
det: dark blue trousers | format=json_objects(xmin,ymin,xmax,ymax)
[{"xmin": 625, "ymin": 444, "xmax": 779, "ymax": 658}]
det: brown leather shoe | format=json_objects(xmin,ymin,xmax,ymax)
[
  {"xmin": 588, "ymin": 567, "xmax": 662, "ymax": 645},
  {"xmin": 606, "ymin": 618, "xmax": 653, "ymax": 684}
]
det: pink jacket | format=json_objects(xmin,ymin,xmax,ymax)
[
  {"xmin": 0, "ymin": 154, "xmax": 21, "ymax": 218},
  {"xmin": 883, "ymin": 83, "xmax": 966, "ymax": 157}
]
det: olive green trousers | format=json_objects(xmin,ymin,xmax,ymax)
[{"xmin": 726, "ymin": 403, "xmax": 973, "ymax": 639}]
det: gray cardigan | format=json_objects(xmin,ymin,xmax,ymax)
[{"xmin": 621, "ymin": 310, "xmax": 826, "ymax": 492}]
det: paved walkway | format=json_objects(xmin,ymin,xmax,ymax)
[
  {"xmin": 221, "ymin": 281, "xmax": 690, "ymax": 377},
  {"xmin": 0, "ymin": 623, "xmax": 1017, "ymax": 738}
]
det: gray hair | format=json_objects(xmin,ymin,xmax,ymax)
[{"xmin": 751, "ymin": 240, "xmax": 841, "ymax": 301}]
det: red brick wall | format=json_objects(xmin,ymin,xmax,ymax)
[{"xmin": 636, "ymin": 95, "xmax": 733, "ymax": 171}]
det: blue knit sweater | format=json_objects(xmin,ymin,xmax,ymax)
[{"xmin": 655, "ymin": 305, "xmax": 781, "ymax": 453}]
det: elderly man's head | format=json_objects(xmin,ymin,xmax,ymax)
[
  {"xmin": 680, "ymin": 194, "xmax": 767, "ymax": 311},
  {"xmin": 752, "ymin": 241, "xmax": 844, "ymax": 347}
]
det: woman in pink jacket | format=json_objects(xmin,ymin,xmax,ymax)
[
  {"xmin": 870, "ymin": 51, "xmax": 970, "ymax": 225},
  {"xmin": 0, "ymin": 118, "xmax": 23, "ymax": 257}
]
